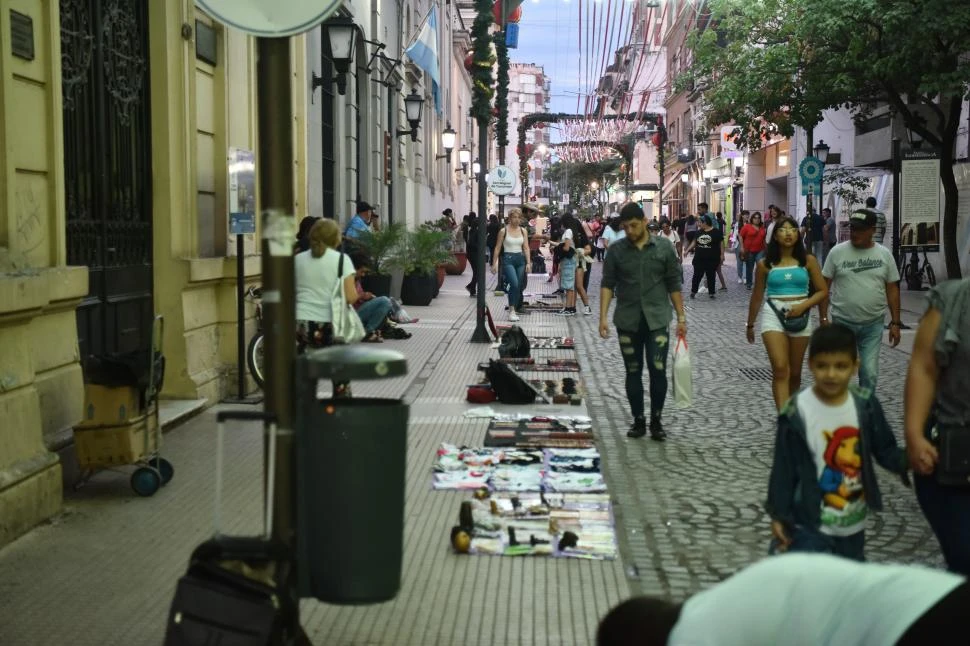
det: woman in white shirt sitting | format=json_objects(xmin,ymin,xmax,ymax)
[{"xmin": 295, "ymin": 218, "xmax": 359, "ymax": 350}]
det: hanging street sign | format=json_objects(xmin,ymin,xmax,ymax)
[
  {"xmin": 488, "ymin": 165, "xmax": 517, "ymax": 196},
  {"xmin": 195, "ymin": 0, "xmax": 343, "ymax": 37}
]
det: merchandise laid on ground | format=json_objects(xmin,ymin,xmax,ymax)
[
  {"xmin": 476, "ymin": 358, "xmax": 581, "ymax": 372},
  {"xmin": 484, "ymin": 415, "xmax": 595, "ymax": 447},
  {"xmin": 434, "ymin": 445, "xmax": 617, "ymax": 560},
  {"xmin": 492, "ymin": 334, "xmax": 576, "ymax": 349}
]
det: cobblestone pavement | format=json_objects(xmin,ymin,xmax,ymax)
[{"xmin": 573, "ymin": 256, "xmax": 942, "ymax": 599}]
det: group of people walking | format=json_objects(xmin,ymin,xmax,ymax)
[{"xmin": 595, "ymin": 198, "xmax": 969, "ymax": 614}]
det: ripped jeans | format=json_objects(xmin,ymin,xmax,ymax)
[{"xmin": 617, "ymin": 314, "xmax": 671, "ymax": 420}]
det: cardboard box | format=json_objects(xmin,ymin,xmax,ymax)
[
  {"xmin": 77, "ymin": 384, "xmax": 142, "ymax": 428},
  {"xmin": 73, "ymin": 411, "xmax": 158, "ymax": 468}
]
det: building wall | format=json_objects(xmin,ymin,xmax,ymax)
[{"xmin": 0, "ymin": 0, "xmax": 87, "ymax": 546}]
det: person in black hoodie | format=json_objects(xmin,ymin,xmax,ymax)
[
  {"xmin": 685, "ymin": 215, "xmax": 723, "ymax": 299},
  {"xmin": 463, "ymin": 211, "xmax": 481, "ymax": 296}
]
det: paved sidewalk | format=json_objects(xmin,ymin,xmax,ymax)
[
  {"xmin": 0, "ymin": 270, "xmax": 626, "ymax": 646},
  {"xmin": 0, "ymin": 256, "xmax": 946, "ymax": 645}
]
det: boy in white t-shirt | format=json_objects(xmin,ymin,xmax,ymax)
[{"xmin": 766, "ymin": 323, "xmax": 908, "ymax": 561}]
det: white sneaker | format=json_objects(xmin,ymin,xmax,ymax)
[
  {"xmin": 737, "ymin": 277, "xmax": 744, "ymax": 284},
  {"xmin": 698, "ymin": 285, "xmax": 708, "ymax": 294},
  {"xmin": 509, "ymin": 311, "xmax": 520, "ymax": 322},
  {"xmin": 583, "ymin": 305, "xmax": 593, "ymax": 315}
]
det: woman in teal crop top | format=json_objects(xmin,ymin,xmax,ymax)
[
  {"xmin": 745, "ymin": 215, "xmax": 828, "ymax": 410},
  {"xmin": 765, "ymin": 265, "xmax": 811, "ymax": 298}
]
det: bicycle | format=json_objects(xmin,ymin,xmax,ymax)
[
  {"xmin": 245, "ymin": 285, "xmax": 265, "ymax": 388},
  {"xmin": 902, "ymin": 248, "xmax": 936, "ymax": 291}
]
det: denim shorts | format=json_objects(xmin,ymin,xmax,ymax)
[{"xmin": 760, "ymin": 299, "xmax": 812, "ymax": 337}]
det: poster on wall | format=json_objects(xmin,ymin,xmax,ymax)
[
  {"xmin": 900, "ymin": 149, "xmax": 941, "ymax": 252},
  {"xmin": 228, "ymin": 147, "xmax": 256, "ymax": 239}
]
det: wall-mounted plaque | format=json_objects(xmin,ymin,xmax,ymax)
[{"xmin": 10, "ymin": 10, "xmax": 34, "ymax": 61}]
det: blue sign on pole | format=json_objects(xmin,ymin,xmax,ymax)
[
  {"xmin": 505, "ymin": 23, "xmax": 519, "ymax": 49},
  {"xmin": 229, "ymin": 212, "xmax": 256, "ymax": 235}
]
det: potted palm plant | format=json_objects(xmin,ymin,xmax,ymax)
[
  {"xmin": 444, "ymin": 225, "xmax": 468, "ymax": 275},
  {"xmin": 351, "ymin": 223, "xmax": 405, "ymax": 297},
  {"xmin": 393, "ymin": 228, "xmax": 454, "ymax": 306}
]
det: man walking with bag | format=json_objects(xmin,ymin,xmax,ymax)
[{"xmin": 600, "ymin": 202, "xmax": 687, "ymax": 441}]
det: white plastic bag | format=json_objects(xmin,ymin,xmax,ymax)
[{"xmin": 672, "ymin": 335, "xmax": 692, "ymax": 409}]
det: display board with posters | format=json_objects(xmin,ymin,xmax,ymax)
[{"xmin": 899, "ymin": 149, "xmax": 941, "ymax": 252}]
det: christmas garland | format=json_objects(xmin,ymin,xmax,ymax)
[
  {"xmin": 470, "ymin": 0, "xmax": 496, "ymax": 125},
  {"xmin": 494, "ymin": 31, "xmax": 510, "ymax": 158}
]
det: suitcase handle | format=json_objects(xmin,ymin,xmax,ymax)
[{"xmin": 215, "ymin": 411, "xmax": 278, "ymax": 539}]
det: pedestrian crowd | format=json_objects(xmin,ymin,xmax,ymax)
[{"xmin": 588, "ymin": 199, "xmax": 970, "ymax": 644}]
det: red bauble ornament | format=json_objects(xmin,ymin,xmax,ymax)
[
  {"xmin": 492, "ymin": 106, "xmax": 500, "ymax": 117},
  {"xmin": 493, "ymin": 1, "xmax": 522, "ymax": 25},
  {"xmin": 651, "ymin": 132, "xmax": 662, "ymax": 147},
  {"xmin": 464, "ymin": 53, "xmax": 474, "ymax": 71},
  {"xmin": 536, "ymin": 122, "xmax": 545, "ymax": 129}
]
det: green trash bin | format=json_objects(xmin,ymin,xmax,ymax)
[{"xmin": 295, "ymin": 346, "xmax": 408, "ymax": 605}]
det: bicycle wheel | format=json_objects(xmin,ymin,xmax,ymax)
[
  {"xmin": 247, "ymin": 332, "xmax": 265, "ymax": 389},
  {"xmin": 925, "ymin": 263, "xmax": 937, "ymax": 287}
]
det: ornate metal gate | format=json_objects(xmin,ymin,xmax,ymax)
[{"xmin": 61, "ymin": 0, "xmax": 153, "ymax": 359}]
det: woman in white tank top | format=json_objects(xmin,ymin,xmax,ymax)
[{"xmin": 491, "ymin": 208, "xmax": 531, "ymax": 321}]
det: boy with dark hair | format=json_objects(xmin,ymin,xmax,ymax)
[{"xmin": 766, "ymin": 323, "xmax": 908, "ymax": 561}]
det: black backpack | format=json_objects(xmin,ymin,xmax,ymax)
[
  {"xmin": 498, "ymin": 325, "xmax": 531, "ymax": 358},
  {"xmin": 485, "ymin": 359, "xmax": 536, "ymax": 404}
]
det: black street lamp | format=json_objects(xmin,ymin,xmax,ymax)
[
  {"xmin": 395, "ymin": 88, "xmax": 424, "ymax": 142},
  {"xmin": 457, "ymin": 145, "xmax": 471, "ymax": 174},
  {"xmin": 436, "ymin": 123, "xmax": 457, "ymax": 161},
  {"xmin": 323, "ymin": 17, "xmax": 357, "ymax": 95},
  {"xmin": 813, "ymin": 139, "xmax": 830, "ymax": 218}
]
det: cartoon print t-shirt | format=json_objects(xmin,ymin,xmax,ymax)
[{"xmin": 798, "ymin": 389, "xmax": 867, "ymax": 537}]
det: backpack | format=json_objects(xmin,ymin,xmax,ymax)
[
  {"xmin": 485, "ymin": 359, "xmax": 536, "ymax": 404},
  {"xmin": 498, "ymin": 325, "xmax": 531, "ymax": 358}
]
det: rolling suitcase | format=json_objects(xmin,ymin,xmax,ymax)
[{"xmin": 164, "ymin": 411, "xmax": 296, "ymax": 646}]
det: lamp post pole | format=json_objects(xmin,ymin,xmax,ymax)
[{"xmin": 891, "ymin": 136, "xmax": 902, "ymax": 268}]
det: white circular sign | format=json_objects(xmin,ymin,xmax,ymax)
[
  {"xmin": 196, "ymin": 1, "xmax": 343, "ymax": 37},
  {"xmin": 488, "ymin": 165, "xmax": 517, "ymax": 196}
]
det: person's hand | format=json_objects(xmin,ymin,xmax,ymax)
[
  {"xmin": 746, "ymin": 325, "xmax": 756, "ymax": 344},
  {"xmin": 770, "ymin": 520, "xmax": 792, "ymax": 552},
  {"xmin": 364, "ymin": 292, "xmax": 375, "ymax": 300},
  {"xmin": 786, "ymin": 303, "xmax": 808, "ymax": 318},
  {"xmin": 490, "ymin": 264, "xmax": 497, "ymax": 275},
  {"xmin": 889, "ymin": 324, "xmax": 902, "ymax": 347},
  {"xmin": 676, "ymin": 321, "xmax": 687, "ymax": 338},
  {"xmin": 599, "ymin": 318, "xmax": 610, "ymax": 339},
  {"xmin": 907, "ymin": 435, "xmax": 939, "ymax": 475}
]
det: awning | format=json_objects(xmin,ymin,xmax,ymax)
[
  {"xmin": 661, "ymin": 174, "xmax": 684, "ymax": 200},
  {"xmin": 705, "ymin": 156, "xmax": 732, "ymax": 172},
  {"xmin": 626, "ymin": 183, "xmax": 660, "ymax": 192}
]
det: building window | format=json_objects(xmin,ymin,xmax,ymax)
[{"xmin": 195, "ymin": 20, "xmax": 217, "ymax": 65}]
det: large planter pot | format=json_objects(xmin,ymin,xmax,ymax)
[
  {"xmin": 401, "ymin": 273, "xmax": 435, "ymax": 306},
  {"xmin": 443, "ymin": 252, "xmax": 468, "ymax": 275},
  {"xmin": 435, "ymin": 265, "xmax": 446, "ymax": 287},
  {"xmin": 360, "ymin": 273, "xmax": 392, "ymax": 297}
]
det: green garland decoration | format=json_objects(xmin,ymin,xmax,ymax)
[
  {"xmin": 470, "ymin": 0, "xmax": 495, "ymax": 125},
  {"xmin": 494, "ymin": 31, "xmax": 510, "ymax": 158}
]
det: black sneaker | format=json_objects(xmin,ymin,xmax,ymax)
[
  {"xmin": 649, "ymin": 417, "xmax": 667, "ymax": 442},
  {"xmin": 709, "ymin": 293, "xmax": 716, "ymax": 299},
  {"xmin": 627, "ymin": 417, "xmax": 647, "ymax": 438},
  {"xmin": 466, "ymin": 285, "xmax": 476, "ymax": 296},
  {"xmin": 690, "ymin": 293, "xmax": 696, "ymax": 299}
]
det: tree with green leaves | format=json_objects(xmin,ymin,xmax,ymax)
[
  {"xmin": 545, "ymin": 159, "xmax": 623, "ymax": 206},
  {"xmin": 682, "ymin": 0, "xmax": 970, "ymax": 278}
]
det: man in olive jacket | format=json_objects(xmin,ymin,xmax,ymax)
[{"xmin": 600, "ymin": 202, "xmax": 686, "ymax": 441}]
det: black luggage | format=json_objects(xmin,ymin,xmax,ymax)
[{"xmin": 164, "ymin": 411, "xmax": 296, "ymax": 646}]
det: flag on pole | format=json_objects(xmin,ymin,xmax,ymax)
[{"xmin": 404, "ymin": 7, "xmax": 441, "ymax": 115}]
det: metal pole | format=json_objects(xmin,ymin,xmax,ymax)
[
  {"xmin": 256, "ymin": 36, "xmax": 299, "ymax": 637},
  {"xmin": 471, "ymin": 120, "xmax": 491, "ymax": 342},
  {"xmin": 805, "ymin": 126, "xmax": 814, "ymax": 221},
  {"xmin": 658, "ymin": 124, "xmax": 666, "ymax": 218},
  {"xmin": 236, "ymin": 235, "xmax": 246, "ymax": 399},
  {"xmin": 891, "ymin": 137, "xmax": 901, "ymax": 266}
]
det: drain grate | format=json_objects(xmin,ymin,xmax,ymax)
[{"xmin": 738, "ymin": 367, "xmax": 775, "ymax": 381}]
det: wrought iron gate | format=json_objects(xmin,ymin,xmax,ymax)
[{"xmin": 61, "ymin": 0, "xmax": 153, "ymax": 359}]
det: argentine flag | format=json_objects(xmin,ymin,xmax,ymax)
[{"xmin": 404, "ymin": 7, "xmax": 441, "ymax": 115}]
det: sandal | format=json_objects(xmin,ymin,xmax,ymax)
[{"xmin": 363, "ymin": 332, "xmax": 383, "ymax": 343}]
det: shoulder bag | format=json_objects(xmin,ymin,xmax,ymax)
[
  {"xmin": 766, "ymin": 299, "xmax": 810, "ymax": 333},
  {"xmin": 331, "ymin": 250, "xmax": 366, "ymax": 344}
]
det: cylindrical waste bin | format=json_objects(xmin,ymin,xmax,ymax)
[{"xmin": 295, "ymin": 346, "xmax": 408, "ymax": 605}]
